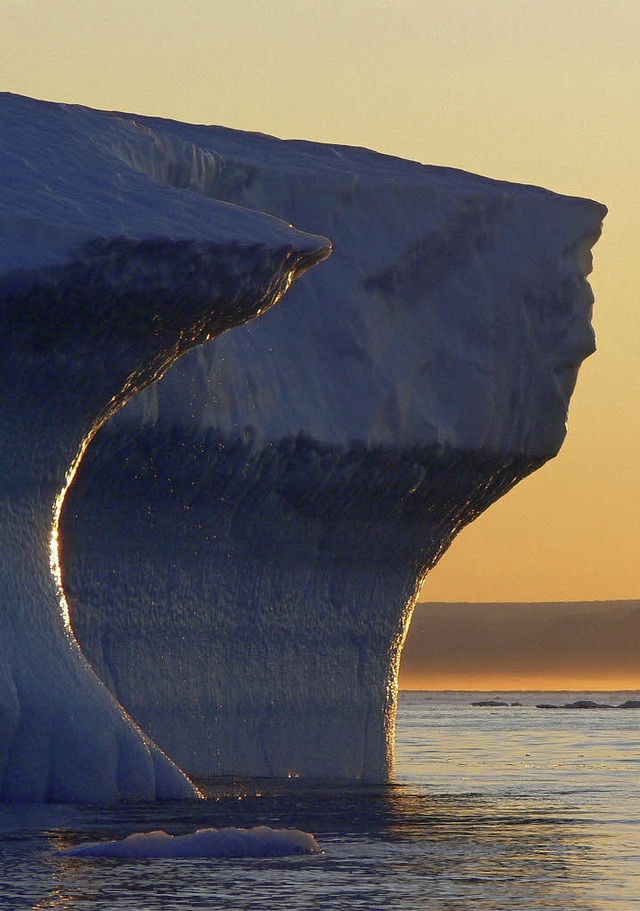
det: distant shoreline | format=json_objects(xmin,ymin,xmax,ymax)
[
  {"xmin": 400, "ymin": 601, "xmax": 640, "ymax": 691},
  {"xmin": 415, "ymin": 599, "xmax": 640, "ymax": 606},
  {"xmin": 399, "ymin": 688, "xmax": 640, "ymax": 693}
]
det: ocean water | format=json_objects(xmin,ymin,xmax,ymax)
[{"xmin": 1, "ymin": 690, "xmax": 639, "ymax": 910}]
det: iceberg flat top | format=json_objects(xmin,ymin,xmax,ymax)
[
  {"xmin": 0, "ymin": 93, "xmax": 329, "ymax": 273},
  {"xmin": 0, "ymin": 93, "xmax": 606, "ymax": 458},
  {"xmin": 61, "ymin": 96, "xmax": 603, "ymax": 459}
]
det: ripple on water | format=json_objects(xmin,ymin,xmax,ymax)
[{"xmin": 0, "ymin": 691, "xmax": 638, "ymax": 909}]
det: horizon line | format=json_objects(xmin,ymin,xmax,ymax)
[
  {"xmin": 416, "ymin": 598, "xmax": 640, "ymax": 605},
  {"xmin": 399, "ymin": 687, "xmax": 640, "ymax": 693}
]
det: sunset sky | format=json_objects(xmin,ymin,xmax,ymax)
[{"xmin": 2, "ymin": 0, "xmax": 638, "ymax": 603}]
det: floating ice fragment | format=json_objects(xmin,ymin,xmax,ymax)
[{"xmin": 61, "ymin": 826, "xmax": 322, "ymax": 859}]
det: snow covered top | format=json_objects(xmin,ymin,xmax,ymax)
[
  {"xmin": 0, "ymin": 93, "xmax": 329, "ymax": 273},
  {"xmin": 107, "ymin": 104, "xmax": 605, "ymax": 458},
  {"xmin": 1, "ymin": 93, "xmax": 605, "ymax": 458}
]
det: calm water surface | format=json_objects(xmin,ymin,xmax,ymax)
[{"xmin": 1, "ymin": 691, "xmax": 639, "ymax": 910}]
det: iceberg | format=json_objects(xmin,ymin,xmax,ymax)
[
  {"xmin": 0, "ymin": 94, "xmax": 329, "ymax": 801},
  {"xmin": 0, "ymin": 93, "xmax": 605, "ymax": 798},
  {"xmin": 54, "ymin": 103, "xmax": 605, "ymax": 782}
]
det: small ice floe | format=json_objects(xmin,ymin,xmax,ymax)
[{"xmin": 61, "ymin": 826, "xmax": 321, "ymax": 859}]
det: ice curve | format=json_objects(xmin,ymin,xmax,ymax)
[{"xmin": 0, "ymin": 93, "xmax": 330, "ymax": 801}]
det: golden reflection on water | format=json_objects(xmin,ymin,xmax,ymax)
[
  {"xmin": 32, "ymin": 888, "xmax": 77, "ymax": 910},
  {"xmin": 6, "ymin": 689, "xmax": 637, "ymax": 910}
]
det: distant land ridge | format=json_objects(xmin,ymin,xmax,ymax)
[{"xmin": 401, "ymin": 601, "xmax": 640, "ymax": 690}]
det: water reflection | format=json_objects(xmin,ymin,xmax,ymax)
[{"xmin": 0, "ymin": 781, "xmax": 600, "ymax": 911}]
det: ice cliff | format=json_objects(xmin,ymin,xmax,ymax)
[
  {"xmin": 0, "ymin": 94, "xmax": 605, "ymax": 798},
  {"xmin": 0, "ymin": 94, "xmax": 329, "ymax": 801},
  {"xmin": 56, "ymin": 104, "xmax": 605, "ymax": 783}
]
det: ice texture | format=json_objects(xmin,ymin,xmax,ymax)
[
  {"xmin": 61, "ymin": 827, "xmax": 321, "ymax": 859},
  {"xmin": 0, "ymin": 93, "xmax": 605, "ymax": 796},
  {"xmin": 0, "ymin": 94, "xmax": 329, "ymax": 801},
  {"xmin": 59, "ymin": 105, "xmax": 606, "ymax": 781}
]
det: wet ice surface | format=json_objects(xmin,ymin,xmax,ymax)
[
  {"xmin": 61, "ymin": 826, "xmax": 321, "ymax": 859},
  {"xmin": 1, "ymin": 692, "xmax": 639, "ymax": 910}
]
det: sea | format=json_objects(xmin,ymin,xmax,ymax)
[{"xmin": 1, "ymin": 690, "xmax": 638, "ymax": 910}]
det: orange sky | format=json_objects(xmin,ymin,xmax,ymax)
[{"xmin": 2, "ymin": 0, "xmax": 638, "ymax": 601}]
